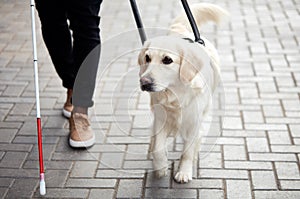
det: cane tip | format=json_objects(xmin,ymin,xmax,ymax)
[{"xmin": 40, "ymin": 179, "xmax": 46, "ymax": 195}]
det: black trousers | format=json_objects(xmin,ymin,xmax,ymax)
[{"xmin": 35, "ymin": 0, "xmax": 103, "ymax": 107}]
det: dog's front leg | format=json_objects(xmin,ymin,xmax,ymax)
[
  {"xmin": 152, "ymin": 133, "xmax": 168, "ymax": 178},
  {"xmin": 151, "ymin": 118, "xmax": 169, "ymax": 178},
  {"xmin": 174, "ymin": 132, "xmax": 200, "ymax": 183}
]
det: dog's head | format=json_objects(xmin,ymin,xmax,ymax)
[{"xmin": 138, "ymin": 36, "xmax": 209, "ymax": 92}]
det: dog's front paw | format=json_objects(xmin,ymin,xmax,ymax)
[
  {"xmin": 154, "ymin": 167, "xmax": 168, "ymax": 178},
  {"xmin": 174, "ymin": 171, "xmax": 192, "ymax": 183}
]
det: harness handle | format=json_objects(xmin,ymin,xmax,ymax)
[{"xmin": 129, "ymin": 0, "xmax": 205, "ymax": 46}]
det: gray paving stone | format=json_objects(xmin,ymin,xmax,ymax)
[
  {"xmin": 52, "ymin": 152, "xmax": 100, "ymax": 161},
  {"xmin": 289, "ymin": 124, "xmax": 300, "ymax": 137},
  {"xmin": 199, "ymin": 152, "xmax": 222, "ymax": 168},
  {"xmin": 99, "ymin": 152, "xmax": 124, "ymax": 169},
  {"xmin": 249, "ymin": 153, "xmax": 297, "ymax": 162},
  {"xmin": 66, "ymin": 179, "xmax": 116, "ymax": 188},
  {"xmin": 145, "ymin": 188, "xmax": 197, "ymax": 199},
  {"xmin": 44, "ymin": 170, "xmax": 69, "ymax": 188},
  {"xmin": 0, "ymin": 151, "xmax": 27, "ymax": 168},
  {"xmin": 13, "ymin": 135, "xmax": 58, "ymax": 144},
  {"xmin": 224, "ymin": 145, "xmax": 246, "ymax": 161},
  {"xmin": 124, "ymin": 160, "xmax": 152, "ymax": 169},
  {"xmin": 28, "ymin": 144, "xmax": 55, "ymax": 161},
  {"xmin": 245, "ymin": 124, "xmax": 287, "ymax": 131},
  {"xmin": 18, "ymin": 119, "xmax": 42, "ymax": 135},
  {"xmin": 23, "ymin": 160, "xmax": 72, "ymax": 170},
  {"xmin": 2, "ymin": 85, "xmax": 25, "ymax": 97},
  {"xmin": 88, "ymin": 144, "xmax": 127, "ymax": 153},
  {"xmin": 268, "ymin": 131, "xmax": 291, "ymax": 144},
  {"xmin": 89, "ymin": 189, "xmax": 115, "ymax": 199},
  {"xmin": 222, "ymin": 117, "xmax": 243, "ymax": 129},
  {"xmin": 226, "ymin": 180, "xmax": 252, "ymax": 199},
  {"xmin": 9, "ymin": 103, "xmax": 33, "ymax": 116},
  {"xmin": 271, "ymin": 145, "xmax": 300, "ymax": 153},
  {"xmin": 35, "ymin": 188, "xmax": 89, "ymax": 198},
  {"xmin": 275, "ymin": 162, "xmax": 300, "ymax": 180},
  {"xmin": 5, "ymin": 178, "xmax": 37, "ymax": 198},
  {"xmin": 199, "ymin": 189, "xmax": 224, "ymax": 199},
  {"xmin": 70, "ymin": 161, "xmax": 98, "ymax": 178},
  {"xmin": 173, "ymin": 179, "xmax": 223, "ymax": 189},
  {"xmin": 216, "ymin": 137, "xmax": 244, "ymax": 145},
  {"xmin": 243, "ymin": 111, "xmax": 264, "ymax": 124},
  {"xmin": 0, "ymin": 121, "xmax": 22, "ymax": 129},
  {"xmin": 106, "ymin": 136, "xmax": 150, "ymax": 144},
  {"xmin": 246, "ymin": 137, "xmax": 269, "ymax": 152},
  {"xmin": 117, "ymin": 179, "xmax": 143, "ymax": 198},
  {"xmin": 225, "ymin": 161, "xmax": 272, "ymax": 170},
  {"xmin": 96, "ymin": 169, "xmax": 145, "ymax": 179},
  {"xmin": 199, "ymin": 169, "xmax": 248, "ymax": 179},
  {"xmin": 280, "ymin": 180, "xmax": 300, "ymax": 190},
  {"xmin": 221, "ymin": 130, "xmax": 265, "ymax": 138},
  {"xmin": 0, "ymin": 143, "xmax": 32, "ymax": 152},
  {"xmin": 0, "ymin": 188, "xmax": 8, "ymax": 198},
  {"xmin": 146, "ymin": 171, "xmax": 171, "ymax": 188},
  {"xmin": 251, "ymin": 171, "xmax": 277, "ymax": 190},
  {"xmin": 0, "ymin": 168, "xmax": 37, "ymax": 179},
  {"xmin": 0, "ymin": 128, "xmax": 18, "ymax": 143},
  {"xmin": 44, "ymin": 116, "xmax": 67, "ymax": 129},
  {"xmin": 0, "ymin": 178, "xmax": 13, "ymax": 187},
  {"xmin": 254, "ymin": 191, "xmax": 300, "ymax": 199}
]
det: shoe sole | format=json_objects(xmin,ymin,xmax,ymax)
[
  {"xmin": 62, "ymin": 108, "xmax": 71, "ymax": 119},
  {"xmin": 69, "ymin": 135, "xmax": 95, "ymax": 148}
]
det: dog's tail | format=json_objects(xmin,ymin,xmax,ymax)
[{"xmin": 169, "ymin": 3, "xmax": 229, "ymax": 35}]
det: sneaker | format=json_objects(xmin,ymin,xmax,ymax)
[
  {"xmin": 62, "ymin": 89, "xmax": 73, "ymax": 118},
  {"xmin": 69, "ymin": 113, "xmax": 95, "ymax": 148}
]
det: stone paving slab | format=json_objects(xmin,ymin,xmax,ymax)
[{"xmin": 0, "ymin": 0, "xmax": 300, "ymax": 198}]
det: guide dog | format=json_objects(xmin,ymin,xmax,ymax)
[{"xmin": 138, "ymin": 3, "xmax": 228, "ymax": 183}]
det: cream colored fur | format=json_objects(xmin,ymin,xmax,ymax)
[{"xmin": 138, "ymin": 3, "xmax": 228, "ymax": 183}]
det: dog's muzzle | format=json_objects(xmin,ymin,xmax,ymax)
[{"xmin": 140, "ymin": 76, "xmax": 155, "ymax": 92}]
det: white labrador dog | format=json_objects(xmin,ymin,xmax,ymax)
[{"xmin": 138, "ymin": 3, "xmax": 228, "ymax": 183}]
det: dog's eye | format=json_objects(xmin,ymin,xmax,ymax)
[
  {"xmin": 145, "ymin": 54, "xmax": 151, "ymax": 63},
  {"xmin": 162, "ymin": 56, "xmax": 173, "ymax": 65}
]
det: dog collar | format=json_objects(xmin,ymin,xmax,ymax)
[{"xmin": 182, "ymin": 37, "xmax": 205, "ymax": 46}]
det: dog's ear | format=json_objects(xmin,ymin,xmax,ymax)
[
  {"xmin": 179, "ymin": 46, "xmax": 208, "ymax": 89},
  {"xmin": 138, "ymin": 41, "xmax": 151, "ymax": 66}
]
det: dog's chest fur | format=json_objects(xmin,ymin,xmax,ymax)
[{"xmin": 150, "ymin": 88, "xmax": 204, "ymax": 136}]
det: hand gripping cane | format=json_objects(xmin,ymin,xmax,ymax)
[{"xmin": 29, "ymin": 0, "xmax": 46, "ymax": 195}]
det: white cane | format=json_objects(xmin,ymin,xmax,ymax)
[{"xmin": 29, "ymin": 0, "xmax": 46, "ymax": 195}]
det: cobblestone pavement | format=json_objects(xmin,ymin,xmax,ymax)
[{"xmin": 0, "ymin": 0, "xmax": 300, "ymax": 198}]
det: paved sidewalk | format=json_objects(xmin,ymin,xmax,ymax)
[{"xmin": 0, "ymin": 0, "xmax": 300, "ymax": 198}]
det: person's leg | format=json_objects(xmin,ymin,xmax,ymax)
[
  {"xmin": 67, "ymin": 0, "xmax": 103, "ymax": 111},
  {"xmin": 35, "ymin": 0, "xmax": 74, "ymax": 118},
  {"xmin": 66, "ymin": 0, "xmax": 103, "ymax": 148},
  {"xmin": 35, "ymin": 0, "xmax": 75, "ymax": 89}
]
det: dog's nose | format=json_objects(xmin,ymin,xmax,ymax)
[
  {"xmin": 140, "ymin": 77, "xmax": 154, "ymax": 91},
  {"xmin": 140, "ymin": 76, "xmax": 152, "ymax": 85}
]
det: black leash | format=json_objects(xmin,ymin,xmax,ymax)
[
  {"xmin": 181, "ymin": 0, "xmax": 205, "ymax": 46},
  {"xmin": 129, "ymin": 0, "xmax": 147, "ymax": 44}
]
